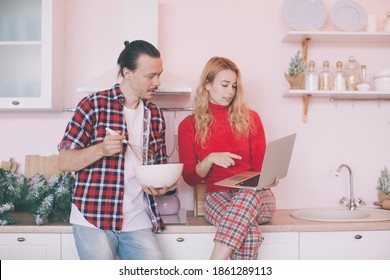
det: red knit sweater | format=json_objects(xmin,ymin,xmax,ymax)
[{"xmin": 178, "ymin": 103, "xmax": 266, "ymax": 193}]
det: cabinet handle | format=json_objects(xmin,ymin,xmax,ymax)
[
  {"xmin": 12, "ymin": 101, "xmax": 20, "ymax": 105},
  {"xmin": 17, "ymin": 237, "xmax": 26, "ymax": 242},
  {"xmin": 176, "ymin": 237, "xmax": 184, "ymax": 242},
  {"xmin": 354, "ymin": 234, "xmax": 362, "ymax": 240}
]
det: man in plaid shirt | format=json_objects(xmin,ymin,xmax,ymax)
[{"xmin": 58, "ymin": 40, "xmax": 176, "ymax": 260}]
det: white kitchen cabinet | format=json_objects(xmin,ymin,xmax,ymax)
[
  {"xmin": 0, "ymin": 233, "xmax": 61, "ymax": 260},
  {"xmin": 156, "ymin": 233, "xmax": 214, "ymax": 260},
  {"xmin": 300, "ymin": 230, "xmax": 390, "ymax": 260},
  {"xmin": 0, "ymin": 0, "xmax": 64, "ymax": 110},
  {"xmin": 259, "ymin": 232, "xmax": 299, "ymax": 260},
  {"xmin": 156, "ymin": 231, "xmax": 299, "ymax": 260},
  {"xmin": 61, "ymin": 233, "xmax": 79, "ymax": 260},
  {"xmin": 63, "ymin": 232, "xmax": 213, "ymax": 260}
]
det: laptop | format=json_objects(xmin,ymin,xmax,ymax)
[{"xmin": 215, "ymin": 133, "xmax": 296, "ymax": 190}]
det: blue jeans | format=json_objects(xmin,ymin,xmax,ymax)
[{"xmin": 73, "ymin": 224, "xmax": 163, "ymax": 260}]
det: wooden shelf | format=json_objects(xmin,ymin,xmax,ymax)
[
  {"xmin": 284, "ymin": 90, "xmax": 390, "ymax": 100},
  {"xmin": 284, "ymin": 90, "xmax": 390, "ymax": 123},
  {"xmin": 282, "ymin": 31, "xmax": 390, "ymax": 122},
  {"xmin": 282, "ymin": 31, "xmax": 390, "ymax": 43}
]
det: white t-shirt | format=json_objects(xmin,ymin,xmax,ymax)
[{"xmin": 70, "ymin": 101, "xmax": 151, "ymax": 231}]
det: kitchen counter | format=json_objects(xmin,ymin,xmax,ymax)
[
  {"xmin": 180, "ymin": 209, "xmax": 390, "ymax": 233},
  {"xmin": 1, "ymin": 209, "xmax": 390, "ymax": 234}
]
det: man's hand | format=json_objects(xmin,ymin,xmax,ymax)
[{"xmin": 141, "ymin": 180, "xmax": 179, "ymax": 196}]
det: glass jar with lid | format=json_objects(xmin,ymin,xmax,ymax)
[
  {"xmin": 344, "ymin": 56, "xmax": 361, "ymax": 91},
  {"xmin": 319, "ymin": 60, "xmax": 333, "ymax": 90},
  {"xmin": 304, "ymin": 60, "xmax": 319, "ymax": 90},
  {"xmin": 360, "ymin": 65, "xmax": 372, "ymax": 85},
  {"xmin": 333, "ymin": 61, "xmax": 346, "ymax": 91},
  {"xmin": 356, "ymin": 65, "xmax": 372, "ymax": 91},
  {"xmin": 383, "ymin": 11, "xmax": 390, "ymax": 32}
]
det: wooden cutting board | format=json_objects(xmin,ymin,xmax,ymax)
[
  {"xmin": 194, "ymin": 183, "xmax": 206, "ymax": 217},
  {"xmin": 24, "ymin": 154, "xmax": 60, "ymax": 180}
]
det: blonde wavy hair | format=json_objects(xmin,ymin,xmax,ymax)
[{"xmin": 194, "ymin": 57, "xmax": 254, "ymax": 148}]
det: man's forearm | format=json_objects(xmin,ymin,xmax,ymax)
[{"xmin": 57, "ymin": 143, "xmax": 104, "ymax": 172}]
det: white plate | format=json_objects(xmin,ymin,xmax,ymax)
[
  {"xmin": 282, "ymin": 0, "xmax": 327, "ymax": 31},
  {"xmin": 330, "ymin": 0, "xmax": 367, "ymax": 31}
]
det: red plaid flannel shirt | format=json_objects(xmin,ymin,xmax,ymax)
[{"xmin": 58, "ymin": 84, "xmax": 167, "ymax": 232}]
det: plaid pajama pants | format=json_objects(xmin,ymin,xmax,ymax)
[{"xmin": 204, "ymin": 189, "xmax": 276, "ymax": 260}]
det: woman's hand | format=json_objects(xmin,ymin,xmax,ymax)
[
  {"xmin": 196, "ymin": 152, "xmax": 242, "ymax": 178},
  {"xmin": 264, "ymin": 178, "xmax": 280, "ymax": 189},
  {"xmin": 207, "ymin": 152, "xmax": 242, "ymax": 168}
]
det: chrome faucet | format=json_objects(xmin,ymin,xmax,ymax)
[{"xmin": 335, "ymin": 164, "xmax": 364, "ymax": 210}]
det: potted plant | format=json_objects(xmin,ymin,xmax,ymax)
[
  {"xmin": 285, "ymin": 49, "xmax": 305, "ymax": 90},
  {"xmin": 377, "ymin": 167, "xmax": 390, "ymax": 202}
]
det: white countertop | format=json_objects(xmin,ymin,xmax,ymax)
[{"xmin": 1, "ymin": 210, "xmax": 390, "ymax": 234}]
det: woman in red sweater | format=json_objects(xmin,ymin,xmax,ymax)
[{"xmin": 178, "ymin": 57, "xmax": 276, "ymax": 260}]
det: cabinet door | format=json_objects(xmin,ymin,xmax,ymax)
[
  {"xmin": 300, "ymin": 231, "xmax": 390, "ymax": 260},
  {"xmin": 259, "ymin": 232, "xmax": 299, "ymax": 260},
  {"xmin": 156, "ymin": 233, "xmax": 214, "ymax": 260},
  {"xmin": 0, "ymin": 0, "xmax": 64, "ymax": 109},
  {"xmin": 0, "ymin": 233, "xmax": 61, "ymax": 260},
  {"xmin": 61, "ymin": 233, "xmax": 79, "ymax": 260}
]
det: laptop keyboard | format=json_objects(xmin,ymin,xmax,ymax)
[{"xmin": 236, "ymin": 174, "xmax": 260, "ymax": 187}]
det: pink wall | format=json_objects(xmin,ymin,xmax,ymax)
[{"xmin": 1, "ymin": 0, "xmax": 390, "ymax": 210}]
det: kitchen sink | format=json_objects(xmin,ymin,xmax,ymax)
[{"xmin": 290, "ymin": 207, "xmax": 390, "ymax": 222}]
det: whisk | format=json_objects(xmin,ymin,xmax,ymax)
[{"xmin": 105, "ymin": 127, "xmax": 156, "ymax": 163}]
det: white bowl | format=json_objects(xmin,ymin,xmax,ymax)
[
  {"xmin": 134, "ymin": 163, "xmax": 183, "ymax": 188},
  {"xmin": 374, "ymin": 77, "xmax": 390, "ymax": 91},
  {"xmin": 374, "ymin": 68, "xmax": 390, "ymax": 91},
  {"xmin": 356, "ymin": 83, "xmax": 371, "ymax": 91}
]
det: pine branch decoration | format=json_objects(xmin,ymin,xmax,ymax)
[
  {"xmin": 49, "ymin": 173, "xmax": 74, "ymax": 223},
  {"xmin": 288, "ymin": 50, "xmax": 305, "ymax": 77},
  {"xmin": 0, "ymin": 168, "xmax": 75, "ymax": 226},
  {"xmin": 377, "ymin": 167, "xmax": 390, "ymax": 194},
  {"xmin": 0, "ymin": 203, "xmax": 14, "ymax": 225},
  {"xmin": 26, "ymin": 174, "xmax": 53, "ymax": 225},
  {"xmin": 0, "ymin": 169, "xmax": 28, "ymax": 225}
]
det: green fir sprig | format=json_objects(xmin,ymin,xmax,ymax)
[
  {"xmin": 377, "ymin": 167, "xmax": 390, "ymax": 194},
  {"xmin": 26, "ymin": 174, "xmax": 53, "ymax": 225},
  {"xmin": 288, "ymin": 50, "xmax": 305, "ymax": 77},
  {"xmin": 0, "ymin": 168, "xmax": 74, "ymax": 226},
  {"xmin": 0, "ymin": 169, "xmax": 28, "ymax": 225},
  {"xmin": 49, "ymin": 173, "xmax": 74, "ymax": 223}
]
